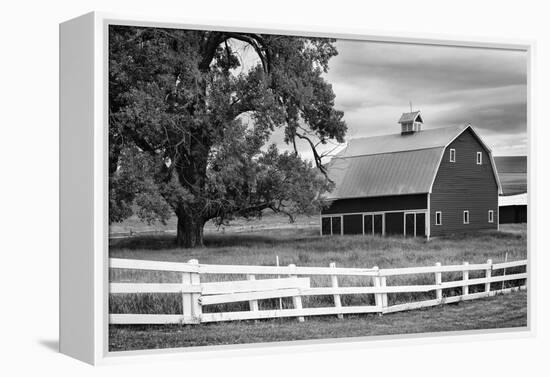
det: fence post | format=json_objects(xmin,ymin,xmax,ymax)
[
  {"xmin": 181, "ymin": 260, "xmax": 196, "ymax": 323},
  {"xmin": 289, "ymin": 264, "xmax": 305, "ymax": 322},
  {"xmin": 485, "ymin": 259, "xmax": 492, "ymax": 294},
  {"xmin": 380, "ymin": 275, "xmax": 388, "ymax": 308},
  {"xmin": 329, "ymin": 262, "xmax": 343, "ymax": 319},
  {"xmin": 247, "ymin": 274, "xmax": 259, "ymax": 315},
  {"xmin": 435, "ymin": 262, "xmax": 442, "ymax": 302},
  {"xmin": 462, "ymin": 261, "xmax": 469, "ymax": 296},
  {"xmin": 372, "ymin": 266, "xmax": 383, "ymax": 315},
  {"xmin": 188, "ymin": 259, "xmax": 201, "ymax": 323}
]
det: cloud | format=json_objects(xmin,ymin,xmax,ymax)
[{"xmin": 320, "ymin": 40, "xmax": 527, "ymax": 155}]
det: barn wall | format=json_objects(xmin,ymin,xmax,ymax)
[
  {"xmin": 430, "ymin": 128, "xmax": 499, "ymax": 236},
  {"xmin": 321, "ymin": 194, "xmax": 427, "ymax": 215},
  {"xmin": 499, "ymin": 205, "xmax": 527, "ymax": 223}
]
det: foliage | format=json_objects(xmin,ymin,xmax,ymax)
[{"xmin": 109, "ymin": 26, "xmax": 346, "ymax": 246}]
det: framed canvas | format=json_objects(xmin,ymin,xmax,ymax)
[{"xmin": 59, "ymin": 11, "xmax": 533, "ymax": 365}]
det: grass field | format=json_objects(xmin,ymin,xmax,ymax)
[
  {"xmin": 110, "ymin": 291, "xmax": 527, "ymax": 351},
  {"xmin": 109, "ymin": 219, "xmax": 527, "ymax": 351}
]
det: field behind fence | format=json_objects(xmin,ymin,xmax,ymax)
[{"xmin": 109, "ymin": 257, "xmax": 527, "ymax": 325}]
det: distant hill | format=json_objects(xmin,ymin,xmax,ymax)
[
  {"xmin": 494, "ymin": 156, "xmax": 527, "ymax": 173},
  {"xmin": 494, "ymin": 156, "xmax": 527, "ymax": 195}
]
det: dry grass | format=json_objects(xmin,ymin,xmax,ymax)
[
  {"xmin": 108, "ymin": 222, "xmax": 527, "ymax": 351},
  {"xmin": 110, "ymin": 290, "xmax": 527, "ymax": 351}
]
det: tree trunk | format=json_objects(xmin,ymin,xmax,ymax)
[{"xmin": 175, "ymin": 212, "xmax": 205, "ymax": 248}]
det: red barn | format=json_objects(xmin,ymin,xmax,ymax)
[{"xmin": 321, "ymin": 111, "xmax": 502, "ymax": 239}]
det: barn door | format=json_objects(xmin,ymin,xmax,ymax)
[
  {"xmin": 373, "ymin": 214, "xmax": 383, "ymax": 235},
  {"xmin": 364, "ymin": 214, "xmax": 373, "ymax": 235},
  {"xmin": 405, "ymin": 213, "xmax": 415, "ymax": 237},
  {"xmin": 416, "ymin": 213, "xmax": 425, "ymax": 237}
]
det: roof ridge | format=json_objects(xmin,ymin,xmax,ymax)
[{"xmin": 347, "ymin": 124, "xmax": 467, "ymax": 142}]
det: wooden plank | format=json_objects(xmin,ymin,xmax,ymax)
[
  {"xmin": 372, "ymin": 266, "xmax": 382, "ymax": 312},
  {"xmin": 380, "ymin": 262, "xmax": 491, "ymax": 276},
  {"xmin": 109, "ymin": 258, "xmax": 198, "ymax": 273},
  {"xmin": 329, "ymin": 262, "xmax": 343, "ymax": 319},
  {"xmin": 383, "ymin": 285, "xmax": 526, "ymax": 314},
  {"xmin": 247, "ymin": 275, "xmax": 259, "ymax": 313},
  {"xmin": 109, "ymin": 283, "xmax": 201, "ymax": 294},
  {"xmin": 200, "ymin": 305, "xmax": 380, "ymax": 323},
  {"xmin": 198, "ymin": 263, "xmax": 379, "ymax": 276},
  {"xmin": 492, "ymin": 259, "xmax": 527, "ymax": 270},
  {"xmin": 435, "ymin": 262, "xmax": 442, "ymax": 301},
  {"xmin": 301, "ymin": 285, "xmax": 436, "ymax": 295},
  {"xmin": 110, "ymin": 258, "xmax": 376, "ymax": 276},
  {"xmin": 182, "ymin": 267, "xmax": 192, "ymax": 319},
  {"xmin": 111, "ymin": 288, "xmax": 527, "ymax": 324},
  {"xmin": 199, "ymin": 288, "xmax": 301, "ymax": 306},
  {"xmin": 439, "ymin": 273, "xmax": 527, "ymax": 290},
  {"xmin": 485, "ymin": 259, "xmax": 492, "ymax": 293},
  {"xmin": 201, "ymin": 277, "xmax": 310, "ymax": 295},
  {"xmin": 380, "ymin": 276, "xmax": 388, "ymax": 308},
  {"xmin": 189, "ymin": 259, "xmax": 201, "ymax": 320},
  {"xmin": 383, "ymin": 298, "xmax": 440, "ymax": 314},
  {"xmin": 110, "ymin": 257, "xmax": 525, "ymax": 278},
  {"xmin": 289, "ymin": 264, "xmax": 305, "ymax": 322},
  {"xmin": 109, "ymin": 314, "xmax": 198, "ymax": 325},
  {"xmin": 463, "ymin": 262, "xmax": 469, "ymax": 295}
]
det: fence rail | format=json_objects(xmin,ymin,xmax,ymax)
[{"xmin": 109, "ymin": 257, "xmax": 527, "ymax": 325}]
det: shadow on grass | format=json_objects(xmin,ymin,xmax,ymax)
[
  {"xmin": 437, "ymin": 229, "xmax": 524, "ymax": 242},
  {"xmin": 110, "ymin": 229, "xmax": 321, "ymax": 251},
  {"xmin": 109, "ymin": 226, "xmax": 524, "ymax": 252}
]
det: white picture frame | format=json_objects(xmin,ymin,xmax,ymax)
[{"xmin": 59, "ymin": 11, "xmax": 534, "ymax": 365}]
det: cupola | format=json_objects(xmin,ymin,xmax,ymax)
[{"xmin": 398, "ymin": 110, "xmax": 423, "ymax": 135}]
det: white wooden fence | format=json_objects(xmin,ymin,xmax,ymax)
[{"xmin": 109, "ymin": 258, "xmax": 527, "ymax": 325}]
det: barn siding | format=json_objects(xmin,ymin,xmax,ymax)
[
  {"xmin": 430, "ymin": 128, "xmax": 499, "ymax": 236},
  {"xmin": 321, "ymin": 194, "xmax": 427, "ymax": 215}
]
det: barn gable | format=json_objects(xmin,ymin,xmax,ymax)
[{"xmin": 430, "ymin": 127, "xmax": 500, "ymax": 236}]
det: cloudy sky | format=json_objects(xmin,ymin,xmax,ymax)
[{"xmin": 267, "ymin": 38, "xmax": 528, "ymax": 160}]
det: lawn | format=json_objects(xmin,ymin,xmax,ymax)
[
  {"xmin": 109, "ymin": 220, "xmax": 527, "ymax": 351},
  {"xmin": 110, "ymin": 291, "xmax": 527, "ymax": 351}
]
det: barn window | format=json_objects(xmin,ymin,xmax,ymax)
[
  {"xmin": 450, "ymin": 148, "xmax": 456, "ymax": 162},
  {"xmin": 463, "ymin": 210, "xmax": 470, "ymax": 224},
  {"xmin": 435, "ymin": 211, "xmax": 442, "ymax": 225},
  {"xmin": 477, "ymin": 151, "xmax": 482, "ymax": 165},
  {"xmin": 488, "ymin": 210, "xmax": 494, "ymax": 223}
]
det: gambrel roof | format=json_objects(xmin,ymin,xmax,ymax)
[{"xmin": 324, "ymin": 124, "xmax": 502, "ymax": 200}]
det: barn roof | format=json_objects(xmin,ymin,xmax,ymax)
[
  {"xmin": 499, "ymin": 193, "xmax": 527, "ymax": 206},
  {"xmin": 324, "ymin": 124, "xmax": 501, "ymax": 200},
  {"xmin": 335, "ymin": 124, "xmax": 468, "ymax": 158}
]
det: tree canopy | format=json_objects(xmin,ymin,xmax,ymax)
[{"xmin": 109, "ymin": 25, "xmax": 347, "ymax": 247}]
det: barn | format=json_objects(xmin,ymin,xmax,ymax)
[
  {"xmin": 320, "ymin": 111, "xmax": 502, "ymax": 238},
  {"xmin": 498, "ymin": 193, "xmax": 527, "ymax": 223}
]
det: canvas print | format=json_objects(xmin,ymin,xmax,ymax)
[{"xmin": 108, "ymin": 25, "xmax": 528, "ymax": 352}]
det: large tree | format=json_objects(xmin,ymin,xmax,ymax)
[{"xmin": 109, "ymin": 26, "xmax": 346, "ymax": 247}]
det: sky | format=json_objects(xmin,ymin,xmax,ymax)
[{"xmin": 264, "ymin": 38, "xmax": 528, "ymax": 161}]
